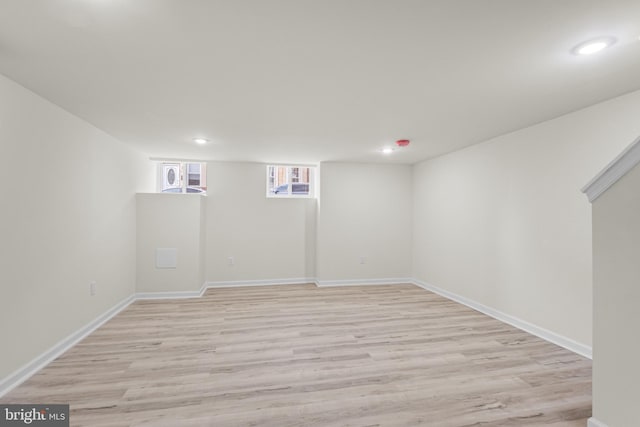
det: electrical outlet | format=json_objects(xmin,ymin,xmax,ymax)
[
  {"xmin": 228, "ymin": 256, "xmax": 235, "ymax": 266},
  {"xmin": 360, "ymin": 256, "xmax": 367, "ymax": 264},
  {"xmin": 89, "ymin": 281, "xmax": 97, "ymax": 296}
]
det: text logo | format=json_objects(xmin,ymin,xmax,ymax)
[{"xmin": 0, "ymin": 405, "xmax": 69, "ymax": 426}]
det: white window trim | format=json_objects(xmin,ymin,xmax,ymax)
[
  {"xmin": 266, "ymin": 164, "xmax": 317, "ymax": 198},
  {"xmin": 156, "ymin": 161, "xmax": 207, "ymax": 195}
]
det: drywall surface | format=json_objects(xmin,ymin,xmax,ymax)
[
  {"xmin": 592, "ymin": 162, "xmax": 640, "ymax": 427},
  {"xmin": 413, "ymin": 89, "xmax": 640, "ymax": 348},
  {"xmin": 205, "ymin": 162, "xmax": 315, "ymax": 282},
  {"xmin": 316, "ymin": 162, "xmax": 412, "ymax": 282},
  {"xmin": 0, "ymin": 73, "xmax": 146, "ymax": 380},
  {"xmin": 136, "ymin": 193, "xmax": 205, "ymax": 293}
]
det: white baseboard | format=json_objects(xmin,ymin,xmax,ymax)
[
  {"xmin": 315, "ymin": 278, "xmax": 413, "ymax": 287},
  {"xmin": 135, "ymin": 282, "xmax": 210, "ymax": 300},
  {"xmin": 0, "ymin": 294, "xmax": 135, "ymax": 398},
  {"xmin": 135, "ymin": 290, "xmax": 202, "ymax": 300},
  {"xmin": 588, "ymin": 417, "xmax": 608, "ymax": 427},
  {"xmin": 411, "ymin": 279, "xmax": 592, "ymax": 359},
  {"xmin": 206, "ymin": 278, "xmax": 316, "ymax": 288}
]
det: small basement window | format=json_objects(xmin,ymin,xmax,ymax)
[
  {"xmin": 266, "ymin": 165, "xmax": 316, "ymax": 198},
  {"xmin": 157, "ymin": 161, "xmax": 207, "ymax": 194}
]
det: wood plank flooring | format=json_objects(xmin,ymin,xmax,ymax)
[{"xmin": 2, "ymin": 284, "xmax": 592, "ymax": 426}]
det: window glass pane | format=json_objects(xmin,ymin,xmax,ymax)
[
  {"xmin": 267, "ymin": 165, "xmax": 313, "ymax": 197},
  {"xmin": 267, "ymin": 166, "xmax": 276, "ymax": 193},
  {"xmin": 187, "ymin": 162, "xmax": 201, "ymax": 186},
  {"xmin": 291, "ymin": 182, "xmax": 309, "ymax": 195},
  {"xmin": 162, "ymin": 163, "xmax": 181, "ymax": 192},
  {"xmin": 277, "ymin": 166, "xmax": 287, "ymax": 187},
  {"xmin": 275, "ymin": 183, "xmax": 290, "ymax": 195},
  {"xmin": 159, "ymin": 162, "xmax": 206, "ymax": 195}
]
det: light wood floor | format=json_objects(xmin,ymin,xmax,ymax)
[{"xmin": 3, "ymin": 284, "xmax": 591, "ymax": 426}]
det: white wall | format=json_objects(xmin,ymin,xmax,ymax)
[
  {"xmin": 413, "ymin": 89, "xmax": 640, "ymax": 348},
  {"xmin": 205, "ymin": 162, "xmax": 316, "ymax": 282},
  {"xmin": 316, "ymin": 163, "xmax": 413, "ymax": 282},
  {"xmin": 0, "ymin": 73, "xmax": 148, "ymax": 380},
  {"xmin": 592, "ymin": 161, "xmax": 640, "ymax": 427},
  {"xmin": 136, "ymin": 193, "xmax": 206, "ymax": 293},
  {"xmin": 142, "ymin": 161, "xmax": 413, "ymax": 287}
]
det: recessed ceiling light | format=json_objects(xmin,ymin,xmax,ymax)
[
  {"xmin": 572, "ymin": 36, "xmax": 616, "ymax": 56},
  {"xmin": 381, "ymin": 147, "xmax": 394, "ymax": 154},
  {"xmin": 193, "ymin": 138, "xmax": 208, "ymax": 145}
]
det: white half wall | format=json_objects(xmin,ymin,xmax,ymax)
[
  {"xmin": 592, "ymin": 160, "xmax": 640, "ymax": 426},
  {"xmin": 0, "ymin": 73, "xmax": 149, "ymax": 380},
  {"xmin": 316, "ymin": 162, "xmax": 413, "ymax": 282},
  {"xmin": 413, "ymin": 89, "xmax": 640, "ymax": 348},
  {"xmin": 136, "ymin": 193, "xmax": 206, "ymax": 293}
]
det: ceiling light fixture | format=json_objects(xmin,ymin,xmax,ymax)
[
  {"xmin": 381, "ymin": 147, "xmax": 394, "ymax": 154},
  {"xmin": 572, "ymin": 36, "xmax": 616, "ymax": 56},
  {"xmin": 193, "ymin": 138, "xmax": 209, "ymax": 145}
]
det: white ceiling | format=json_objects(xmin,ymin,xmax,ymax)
[{"xmin": 1, "ymin": 0, "xmax": 640, "ymax": 164}]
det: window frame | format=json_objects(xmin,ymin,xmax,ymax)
[
  {"xmin": 266, "ymin": 164, "xmax": 316, "ymax": 199},
  {"xmin": 156, "ymin": 161, "xmax": 207, "ymax": 195}
]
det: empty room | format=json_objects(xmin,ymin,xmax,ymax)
[{"xmin": 1, "ymin": 1, "xmax": 639, "ymax": 426}]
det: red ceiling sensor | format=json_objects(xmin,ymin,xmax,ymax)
[{"xmin": 396, "ymin": 139, "xmax": 410, "ymax": 147}]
